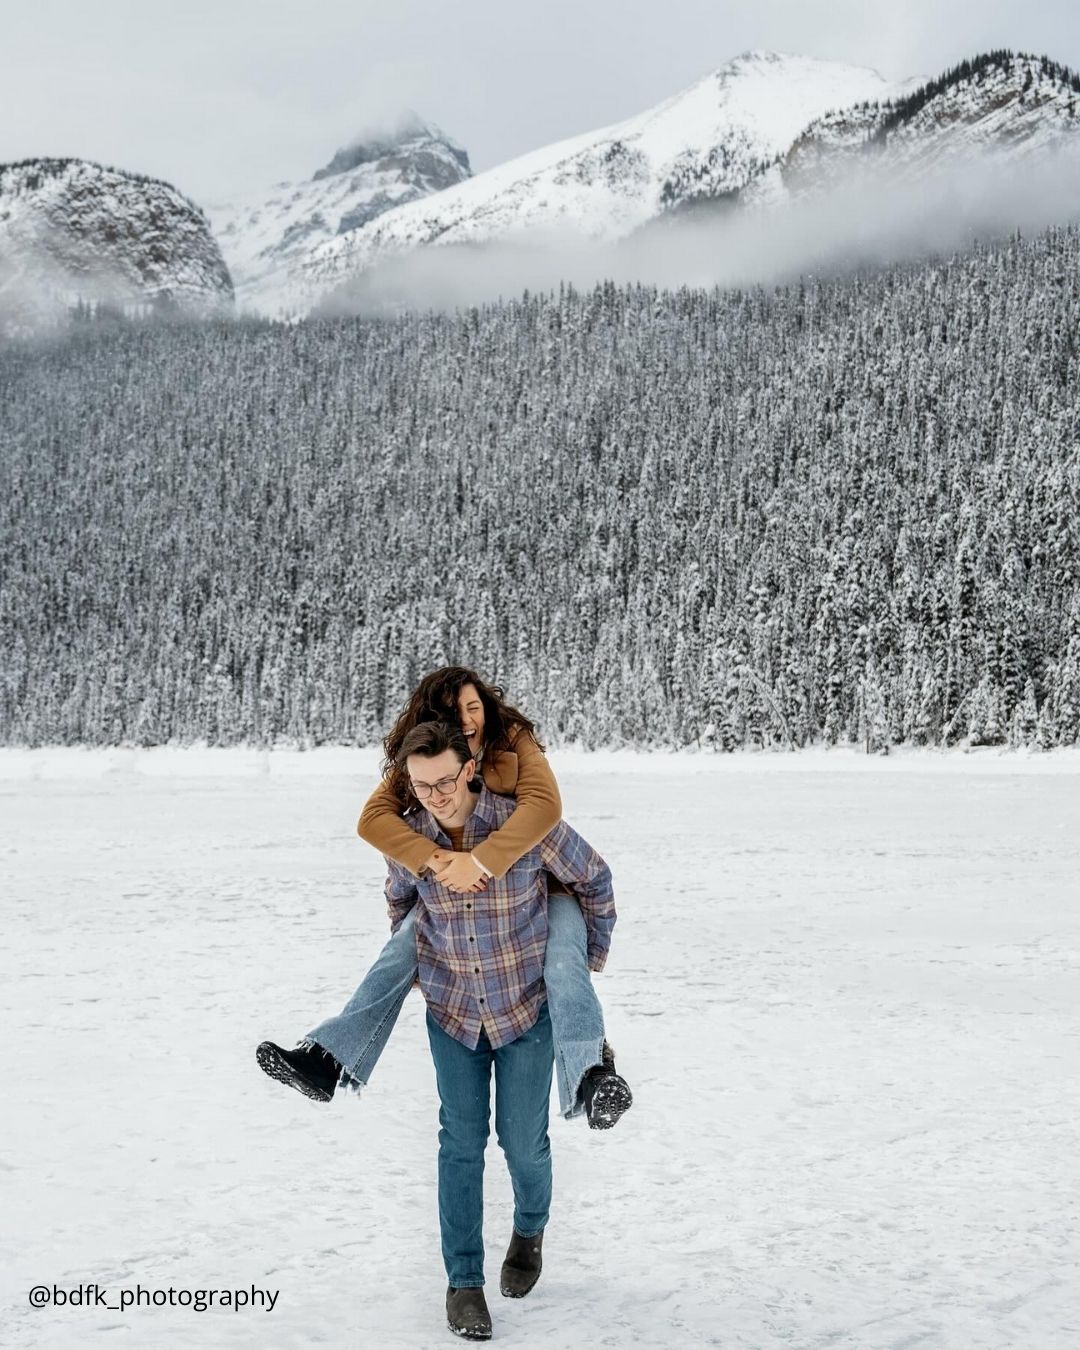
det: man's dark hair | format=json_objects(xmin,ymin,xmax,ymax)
[{"xmin": 396, "ymin": 720, "xmax": 472, "ymax": 770}]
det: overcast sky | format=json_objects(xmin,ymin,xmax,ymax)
[{"xmin": 3, "ymin": 1, "xmax": 1078, "ymax": 206}]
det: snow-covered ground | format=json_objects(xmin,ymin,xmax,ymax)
[{"xmin": 3, "ymin": 748, "xmax": 1078, "ymax": 1349}]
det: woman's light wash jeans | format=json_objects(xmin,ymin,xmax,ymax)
[{"xmin": 305, "ymin": 894, "xmax": 604, "ymax": 1119}]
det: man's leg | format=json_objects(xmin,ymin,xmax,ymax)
[
  {"xmin": 493, "ymin": 1001, "xmax": 554, "ymax": 1241},
  {"xmin": 426, "ymin": 1010, "xmax": 493, "ymax": 1289}
]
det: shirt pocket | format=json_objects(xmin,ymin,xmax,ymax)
[{"xmin": 422, "ymin": 883, "xmax": 459, "ymax": 920}]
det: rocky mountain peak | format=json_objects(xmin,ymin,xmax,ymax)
[
  {"xmin": 0, "ymin": 156, "xmax": 232, "ymax": 335},
  {"xmin": 761, "ymin": 48, "xmax": 1080, "ymax": 205},
  {"xmin": 730, "ymin": 48, "xmax": 786, "ymax": 65},
  {"xmin": 312, "ymin": 111, "xmax": 470, "ymax": 180}
]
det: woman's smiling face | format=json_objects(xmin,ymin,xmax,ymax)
[{"xmin": 457, "ymin": 682, "xmax": 485, "ymax": 755}]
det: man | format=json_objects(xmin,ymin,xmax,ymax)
[{"xmin": 389, "ymin": 720, "xmax": 616, "ymax": 1342}]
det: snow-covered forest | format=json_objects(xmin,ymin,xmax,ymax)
[{"xmin": 1, "ymin": 222, "xmax": 1079, "ymax": 750}]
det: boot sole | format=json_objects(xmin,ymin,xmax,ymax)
[
  {"xmin": 447, "ymin": 1321, "xmax": 492, "ymax": 1341},
  {"xmin": 255, "ymin": 1042, "xmax": 335, "ymax": 1103},
  {"xmin": 587, "ymin": 1075, "xmax": 633, "ymax": 1130}
]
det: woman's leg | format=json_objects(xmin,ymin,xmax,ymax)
[
  {"xmin": 543, "ymin": 895, "xmax": 607, "ymax": 1119},
  {"xmin": 302, "ymin": 905, "xmax": 420, "ymax": 1091}
]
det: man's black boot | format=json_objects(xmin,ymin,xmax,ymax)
[
  {"xmin": 500, "ymin": 1227, "xmax": 544, "ymax": 1298},
  {"xmin": 446, "ymin": 1285, "xmax": 492, "ymax": 1340},
  {"xmin": 255, "ymin": 1040, "xmax": 341, "ymax": 1103},
  {"xmin": 581, "ymin": 1040, "xmax": 633, "ymax": 1130}
]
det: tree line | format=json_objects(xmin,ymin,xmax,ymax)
[{"xmin": 1, "ymin": 222, "xmax": 1078, "ymax": 751}]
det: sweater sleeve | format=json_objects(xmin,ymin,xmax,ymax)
[
  {"xmin": 357, "ymin": 775, "xmax": 439, "ymax": 879},
  {"xmin": 470, "ymin": 731, "xmax": 562, "ymax": 880}
]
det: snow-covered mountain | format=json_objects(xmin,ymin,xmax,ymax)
[
  {"xmin": 745, "ymin": 50, "xmax": 1080, "ymax": 207},
  {"xmin": 206, "ymin": 112, "xmax": 470, "ymax": 314},
  {"xmin": 8, "ymin": 49, "xmax": 1078, "ymax": 329},
  {"xmin": 0, "ymin": 158, "xmax": 231, "ymax": 335},
  {"xmin": 296, "ymin": 50, "xmax": 898, "ymax": 308}
]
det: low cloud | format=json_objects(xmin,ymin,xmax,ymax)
[{"xmin": 313, "ymin": 139, "xmax": 1080, "ymax": 316}]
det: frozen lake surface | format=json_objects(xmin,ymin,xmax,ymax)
[{"xmin": 2, "ymin": 747, "xmax": 1079, "ymax": 1349}]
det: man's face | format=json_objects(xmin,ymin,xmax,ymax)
[
  {"xmin": 407, "ymin": 747, "xmax": 475, "ymax": 824},
  {"xmin": 457, "ymin": 683, "xmax": 485, "ymax": 757}
]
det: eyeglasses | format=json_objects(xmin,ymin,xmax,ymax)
[{"xmin": 409, "ymin": 762, "xmax": 468, "ymax": 800}]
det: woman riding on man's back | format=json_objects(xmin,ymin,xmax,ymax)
[{"xmin": 256, "ymin": 665, "xmax": 633, "ymax": 1130}]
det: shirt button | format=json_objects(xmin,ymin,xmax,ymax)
[
  {"xmin": 474, "ymin": 966, "xmax": 479, "ymax": 973},
  {"xmin": 466, "ymin": 903, "xmax": 471, "ymax": 909},
  {"xmin": 479, "ymin": 997, "xmax": 485, "ymax": 1004},
  {"xmin": 469, "ymin": 936, "xmax": 474, "ymax": 942}
]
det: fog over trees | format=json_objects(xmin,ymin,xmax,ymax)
[{"xmin": 2, "ymin": 222, "xmax": 1078, "ymax": 751}]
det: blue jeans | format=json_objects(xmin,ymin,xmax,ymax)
[
  {"xmin": 427, "ymin": 1000, "xmax": 553, "ymax": 1287},
  {"xmin": 305, "ymin": 894, "xmax": 604, "ymax": 1118}
]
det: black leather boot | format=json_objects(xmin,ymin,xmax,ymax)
[
  {"xmin": 255, "ymin": 1040, "xmax": 341, "ymax": 1102},
  {"xmin": 581, "ymin": 1040, "xmax": 633, "ymax": 1130},
  {"xmin": 446, "ymin": 1285, "xmax": 492, "ymax": 1340},
  {"xmin": 500, "ymin": 1227, "xmax": 544, "ymax": 1298}
]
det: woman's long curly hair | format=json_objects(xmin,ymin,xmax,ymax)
[{"xmin": 381, "ymin": 666, "xmax": 544, "ymax": 810}]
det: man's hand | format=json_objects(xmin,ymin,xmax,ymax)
[{"xmin": 429, "ymin": 849, "xmax": 488, "ymax": 893}]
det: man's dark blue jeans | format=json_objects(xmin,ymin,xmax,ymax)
[{"xmin": 426, "ymin": 1000, "xmax": 554, "ymax": 1288}]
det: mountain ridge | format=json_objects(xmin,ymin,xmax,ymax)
[
  {"xmin": 206, "ymin": 115, "xmax": 471, "ymax": 313},
  {"xmin": 294, "ymin": 49, "xmax": 900, "ymax": 311},
  {"xmin": 6, "ymin": 46, "xmax": 1080, "ymax": 330},
  {"xmin": 745, "ymin": 49, "xmax": 1080, "ymax": 206},
  {"xmin": 0, "ymin": 156, "xmax": 231, "ymax": 336}
]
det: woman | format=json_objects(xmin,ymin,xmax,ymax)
[{"xmin": 257, "ymin": 666, "xmax": 633, "ymax": 1129}]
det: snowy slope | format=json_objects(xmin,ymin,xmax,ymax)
[
  {"xmin": 0, "ymin": 158, "xmax": 232, "ymax": 335},
  {"xmin": 296, "ymin": 50, "xmax": 897, "ymax": 307},
  {"xmin": 746, "ymin": 51, "xmax": 1080, "ymax": 206},
  {"xmin": 2, "ymin": 748, "xmax": 1079, "ymax": 1349},
  {"xmin": 205, "ymin": 113, "xmax": 470, "ymax": 315}
]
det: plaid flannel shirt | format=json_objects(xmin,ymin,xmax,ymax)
[{"xmin": 384, "ymin": 785, "xmax": 615, "ymax": 1050}]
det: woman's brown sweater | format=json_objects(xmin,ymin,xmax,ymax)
[{"xmin": 356, "ymin": 727, "xmax": 562, "ymax": 879}]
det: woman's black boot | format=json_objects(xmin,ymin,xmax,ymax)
[
  {"xmin": 582, "ymin": 1041, "xmax": 633, "ymax": 1129},
  {"xmin": 255, "ymin": 1040, "xmax": 341, "ymax": 1102}
]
